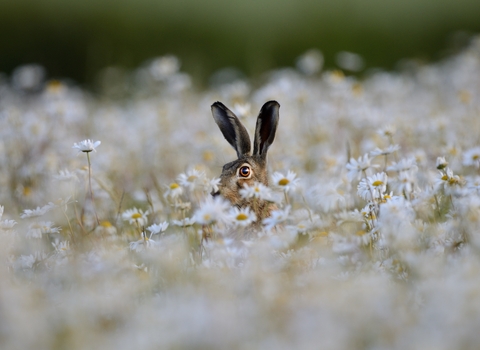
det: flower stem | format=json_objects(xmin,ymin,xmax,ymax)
[{"xmin": 85, "ymin": 152, "xmax": 100, "ymax": 226}]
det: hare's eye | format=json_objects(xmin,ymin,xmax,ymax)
[{"xmin": 239, "ymin": 165, "xmax": 251, "ymax": 178}]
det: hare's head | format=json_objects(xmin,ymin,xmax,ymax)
[{"xmin": 211, "ymin": 101, "xmax": 279, "ymax": 219}]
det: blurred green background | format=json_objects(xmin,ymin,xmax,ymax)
[{"xmin": 1, "ymin": 0, "xmax": 480, "ymax": 86}]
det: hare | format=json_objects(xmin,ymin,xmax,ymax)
[{"xmin": 211, "ymin": 100, "xmax": 280, "ymax": 228}]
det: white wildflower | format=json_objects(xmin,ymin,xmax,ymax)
[
  {"xmin": 239, "ymin": 182, "xmax": 273, "ymax": 201},
  {"xmin": 391, "ymin": 170, "xmax": 415, "ymax": 194},
  {"xmin": 72, "ymin": 139, "xmax": 101, "ymax": 153},
  {"xmin": 164, "ymin": 182, "xmax": 183, "ymax": 199},
  {"xmin": 20, "ymin": 203, "xmax": 55, "ymax": 219},
  {"xmin": 150, "ymin": 55, "xmax": 180, "ymax": 80},
  {"xmin": 0, "ymin": 219, "xmax": 17, "ymax": 230},
  {"xmin": 463, "ymin": 146, "xmax": 480, "ymax": 168},
  {"xmin": 193, "ymin": 196, "xmax": 231, "ymax": 225},
  {"xmin": 263, "ymin": 205, "xmax": 291, "ymax": 231},
  {"xmin": 122, "ymin": 207, "xmax": 149, "ymax": 226},
  {"xmin": 229, "ymin": 207, "xmax": 257, "ymax": 227},
  {"xmin": 172, "ymin": 217, "xmax": 196, "ymax": 227},
  {"xmin": 147, "ymin": 221, "xmax": 169, "ymax": 235},
  {"xmin": 335, "ymin": 209, "xmax": 365, "ymax": 225},
  {"xmin": 296, "ymin": 49, "xmax": 324, "ymax": 75},
  {"xmin": 53, "ymin": 169, "xmax": 79, "ymax": 182},
  {"xmin": 387, "ymin": 157, "xmax": 418, "ymax": 173},
  {"xmin": 0, "ymin": 206, "xmax": 17, "ymax": 230},
  {"xmin": 436, "ymin": 156, "xmax": 448, "ymax": 170},
  {"xmin": 346, "ymin": 154, "xmax": 376, "ymax": 182},
  {"xmin": 271, "ymin": 171, "xmax": 300, "ymax": 193},
  {"xmin": 377, "ymin": 125, "xmax": 396, "ymax": 138},
  {"xmin": 130, "ymin": 231, "xmax": 158, "ymax": 252},
  {"xmin": 357, "ymin": 172, "xmax": 388, "ymax": 201},
  {"xmin": 435, "ymin": 168, "xmax": 464, "ymax": 194},
  {"xmin": 26, "ymin": 221, "xmax": 61, "ymax": 239},
  {"xmin": 52, "ymin": 240, "xmax": 70, "ymax": 255},
  {"xmin": 370, "ymin": 144, "xmax": 400, "ymax": 157},
  {"xmin": 177, "ymin": 169, "xmax": 207, "ymax": 191},
  {"xmin": 232, "ymin": 103, "xmax": 251, "ymax": 118},
  {"xmin": 209, "ymin": 177, "xmax": 221, "ymax": 193}
]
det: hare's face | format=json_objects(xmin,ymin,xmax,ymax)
[
  {"xmin": 216, "ymin": 156, "xmax": 268, "ymax": 208},
  {"xmin": 211, "ymin": 101, "xmax": 279, "ymax": 220}
]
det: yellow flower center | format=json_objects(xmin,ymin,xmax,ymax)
[
  {"xmin": 448, "ymin": 178, "xmax": 459, "ymax": 186},
  {"xmin": 170, "ymin": 183, "xmax": 180, "ymax": 189},
  {"xmin": 187, "ymin": 175, "xmax": 197, "ymax": 182},
  {"xmin": 372, "ymin": 180, "xmax": 384, "ymax": 187},
  {"xmin": 101, "ymin": 221, "xmax": 112, "ymax": 227},
  {"xmin": 203, "ymin": 150, "xmax": 214, "ymax": 162},
  {"xmin": 203, "ymin": 214, "xmax": 211, "ymax": 221},
  {"xmin": 278, "ymin": 178, "xmax": 290, "ymax": 186},
  {"xmin": 473, "ymin": 155, "xmax": 479, "ymax": 160},
  {"xmin": 47, "ymin": 80, "xmax": 63, "ymax": 93},
  {"xmin": 23, "ymin": 186, "xmax": 32, "ymax": 196},
  {"xmin": 254, "ymin": 187, "xmax": 260, "ymax": 192},
  {"xmin": 356, "ymin": 230, "xmax": 367, "ymax": 236},
  {"xmin": 441, "ymin": 175, "xmax": 448, "ymax": 181},
  {"xmin": 332, "ymin": 70, "xmax": 344, "ymax": 82},
  {"xmin": 132, "ymin": 213, "xmax": 142, "ymax": 219},
  {"xmin": 236, "ymin": 213, "xmax": 248, "ymax": 221}
]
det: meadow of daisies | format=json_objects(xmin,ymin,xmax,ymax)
[{"xmin": 1, "ymin": 36, "xmax": 480, "ymax": 349}]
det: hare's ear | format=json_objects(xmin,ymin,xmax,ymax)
[
  {"xmin": 253, "ymin": 101, "xmax": 279, "ymax": 158},
  {"xmin": 211, "ymin": 102, "xmax": 251, "ymax": 158}
]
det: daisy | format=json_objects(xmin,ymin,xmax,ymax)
[
  {"xmin": 149, "ymin": 55, "xmax": 180, "ymax": 80},
  {"xmin": 436, "ymin": 156, "xmax": 448, "ymax": 170},
  {"xmin": 130, "ymin": 231, "xmax": 158, "ymax": 252},
  {"xmin": 172, "ymin": 217, "xmax": 196, "ymax": 227},
  {"xmin": 208, "ymin": 177, "xmax": 221, "ymax": 194},
  {"xmin": 177, "ymin": 168, "xmax": 206, "ymax": 192},
  {"xmin": 164, "ymin": 182, "xmax": 183, "ymax": 199},
  {"xmin": 391, "ymin": 170, "xmax": 414, "ymax": 194},
  {"xmin": 463, "ymin": 146, "xmax": 480, "ymax": 168},
  {"xmin": 26, "ymin": 221, "xmax": 61, "ymax": 239},
  {"xmin": 357, "ymin": 172, "xmax": 388, "ymax": 201},
  {"xmin": 52, "ymin": 240, "xmax": 70, "ymax": 255},
  {"xmin": 335, "ymin": 209, "xmax": 364, "ymax": 226},
  {"xmin": 232, "ymin": 102, "xmax": 251, "ymax": 118},
  {"xmin": 435, "ymin": 168, "xmax": 464, "ymax": 194},
  {"xmin": 0, "ymin": 219, "xmax": 17, "ymax": 230},
  {"xmin": 147, "ymin": 221, "xmax": 169, "ymax": 235},
  {"xmin": 94, "ymin": 221, "xmax": 117, "ymax": 236},
  {"xmin": 17, "ymin": 251, "xmax": 47, "ymax": 269},
  {"xmin": 72, "ymin": 139, "xmax": 101, "ymax": 153},
  {"xmin": 263, "ymin": 205, "xmax": 291, "ymax": 231},
  {"xmin": 20, "ymin": 203, "xmax": 55, "ymax": 219},
  {"xmin": 387, "ymin": 158, "xmax": 418, "ymax": 173},
  {"xmin": 370, "ymin": 144, "xmax": 400, "ymax": 157},
  {"xmin": 193, "ymin": 196, "xmax": 231, "ymax": 225},
  {"xmin": 271, "ymin": 171, "xmax": 300, "ymax": 193},
  {"xmin": 296, "ymin": 49, "xmax": 324, "ymax": 75},
  {"xmin": 346, "ymin": 154, "xmax": 376, "ymax": 182},
  {"xmin": 122, "ymin": 207, "xmax": 149, "ymax": 226},
  {"xmin": 466, "ymin": 176, "xmax": 480, "ymax": 194},
  {"xmin": 53, "ymin": 169, "xmax": 79, "ymax": 182},
  {"xmin": 239, "ymin": 182, "xmax": 273, "ymax": 201},
  {"xmin": 377, "ymin": 125, "xmax": 396, "ymax": 138},
  {"xmin": 0, "ymin": 206, "xmax": 17, "ymax": 230},
  {"xmin": 229, "ymin": 207, "xmax": 257, "ymax": 227}
]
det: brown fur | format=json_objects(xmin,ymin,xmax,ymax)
[{"xmin": 211, "ymin": 101, "xmax": 280, "ymax": 233}]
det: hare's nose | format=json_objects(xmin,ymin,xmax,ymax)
[{"xmin": 211, "ymin": 190, "xmax": 220, "ymax": 197}]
